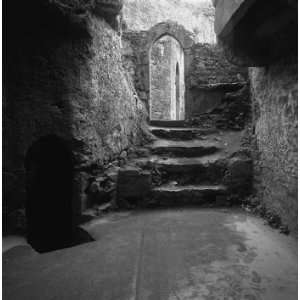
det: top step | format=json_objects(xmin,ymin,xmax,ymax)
[
  {"xmin": 150, "ymin": 120, "xmax": 187, "ymax": 128},
  {"xmin": 149, "ymin": 126, "xmax": 218, "ymax": 140}
]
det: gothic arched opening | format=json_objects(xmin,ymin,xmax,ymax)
[
  {"xmin": 25, "ymin": 135, "xmax": 73, "ymax": 252},
  {"xmin": 149, "ymin": 35, "xmax": 185, "ymax": 121}
]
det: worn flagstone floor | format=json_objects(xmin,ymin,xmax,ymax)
[{"xmin": 3, "ymin": 208, "xmax": 298, "ymax": 300}]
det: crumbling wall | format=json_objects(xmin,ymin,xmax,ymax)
[
  {"xmin": 122, "ymin": 0, "xmax": 216, "ymax": 43},
  {"xmin": 187, "ymin": 43, "xmax": 248, "ymax": 119},
  {"xmin": 122, "ymin": 31, "xmax": 149, "ymax": 104},
  {"xmin": 3, "ymin": 1, "xmax": 148, "ymax": 233},
  {"xmin": 249, "ymin": 56, "xmax": 298, "ymax": 235}
]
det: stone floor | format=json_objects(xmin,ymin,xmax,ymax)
[{"xmin": 3, "ymin": 208, "xmax": 297, "ymax": 300}]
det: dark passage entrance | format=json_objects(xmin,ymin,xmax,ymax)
[{"xmin": 25, "ymin": 135, "xmax": 73, "ymax": 252}]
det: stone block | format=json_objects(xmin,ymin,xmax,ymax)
[{"xmin": 117, "ymin": 166, "xmax": 151, "ymax": 206}]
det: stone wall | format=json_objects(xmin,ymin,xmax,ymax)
[
  {"xmin": 249, "ymin": 56, "xmax": 298, "ymax": 235},
  {"xmin": 211, "ymin": 0, "xmax": 298, "ymax": 237},
  {"xmin": 3, "ymin": 1, "xmax": 148, "ymax": 232},
  {"xmin": 187, "ymin": 43, "xmax": 248, "ymax": 118},
  {"xmin": 122, "ymin": 30, "xmax": 149, "ymax": 104},
  {"xmin": 122, "ymin": 0, "xmax": 216, "ymax": 43}
]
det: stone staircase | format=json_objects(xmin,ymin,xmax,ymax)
[
  {"xmin": 83, "ymin": 120, "xmax": 252, "ymax": 216},
  {"xmin": 126, "ymin": 120, "xmax": 251, "ymax": 207},
  {"xmin": 83, "ymin": 84, "xmax": 252, "ymax": 214}
]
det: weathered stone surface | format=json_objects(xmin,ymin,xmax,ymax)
[
  {"xmin": 188, "ymin": 44, "xmax": 248, "ymax": 89},
  {"xmin": 249, "ymin": 56, "xmax": 298, "ymax": 235},
  {"xmin": 117, "ymin": 166, "xmax": 152, "ymax": 207},
  {"xmin": 3, "ymin": 1, "xmax": 148, "ymax": 231},
  {"xmin": 223, "ymin": 156, "xmax": 253, "ymax": 198},
  {"xmin": 191, "ymin": 84, "xmax": 251, "ymax": 131},
  {"xmin": 123, "ymin": 0, "xmax": 216, "ymax": 43},
  {"xmin": 212, "ymin": 0, "xmax": 297, "ymax": 235},
  {"xmin": 190, "ymin": 43, "xmax": 247, "ymax": 119},
  {"xmin": 187, "ymin": 43, "xmax": 248, "ymax": 117}
]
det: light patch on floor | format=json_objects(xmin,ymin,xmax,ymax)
[{"xmin": 3, "ymin": 236, "xmax": 28, "ymax": 253}]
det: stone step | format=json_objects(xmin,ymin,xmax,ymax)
[
  {"xmin": 148, "ymin": 139, "xmax": 221, "ymax": 157},
  {"xmin": 149, "ymin": 120, "xmax": 187, "ymax": 127},
  {"xmin": 153, "ymin": 155, "xmax": 226, "ymax": 185},
  {"xmin": 133, "ymin": 154, "xmax": 227, "ymax": 185},
  {"xmin": 150, "ymin": 184, "xmax": 227, "ymax": 206},
  {"xmin": 149, "ymin": 126, "xmax": 218, "ymax": 140}
]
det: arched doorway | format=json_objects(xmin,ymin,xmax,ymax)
[
  {"xmin": 25, "ymin": 135, "xmax": 73, "ymax": 252},
  {"xmin": 149, "ymin": 35, "xmax": 185, "ymax": 121}
]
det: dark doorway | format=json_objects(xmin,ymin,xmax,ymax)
[
  {"xmin": 25, "ymin": 135, "xmax": 73, "ymax": 252},
  {"xmin": 175, "ymin": 63, "xmax": 180, "ymax": 120}
]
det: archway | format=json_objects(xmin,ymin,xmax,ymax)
[
  {"xmin": 25, "ymin": 135, "xmax": 73, "ymax": 252},
  {"xmin": 149, "ymin": 35, "xmax": 185, "ymax": 120}
]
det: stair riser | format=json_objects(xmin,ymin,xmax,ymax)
[
  {"xmin": 151, "ymin": 146, "xmax": 219, "ymax": 157},
  {"xmin": 150, "ymin": 129, "xmax": 217, "ymax": 140},
  {"xmin": 149, "ymin": 190, "xmax": 228, "ymax": 207},
  {"xmin": 150, "ymin": 120, "xmax": 186, "ymax": 127},
  {"xmin": 151, "ymin": 130, "xmax": 196, "ymax": 140},
  {"xmin": 154, "ymin": 163, "xmax": 227, "ymax": 185}
]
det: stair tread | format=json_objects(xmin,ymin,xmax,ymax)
[
  {"xmin": 153, "ymin": 154, "xmax": 224, "ymax": 165},
  {"xmin": 153, "ymin": 184, "xmax": 227, "ymax": 192},
  {"xmin": 149, "ymin": 139, "xmax": 220, "ymax": 148},
  {"xmin": 134, "ymin": 153, "xmax": 225, "ymax": 165},
  {"xmin": 150, "ymin": 126, "xmax": 216, "ymax": 132}
]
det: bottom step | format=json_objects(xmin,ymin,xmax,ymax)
[
  {"xmin": 151, "ymin": 185, "xmax": 228, "ymax": 207},
  {"xmin": 150, "ymin": 120, "xmax": 186, "ymax": 127}
]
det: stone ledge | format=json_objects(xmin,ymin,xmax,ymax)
[
  {"xmin": 213, "ymin": 0, "xmax": 297, "ymax": 66},
  {"xmin": 195, "ymin": 82, "xmax": 246, "ymax": 92}
]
